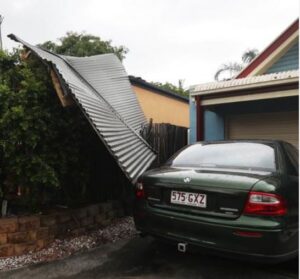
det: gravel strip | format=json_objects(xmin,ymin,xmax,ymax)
[{"xmin": 0, "ymin": 216, "xmax": 137, "ymax": 271}]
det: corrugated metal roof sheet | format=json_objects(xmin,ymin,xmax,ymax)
[
  {"xmin": 66, "ymin": 55, "xmax": 147, "ymax": 131},
  {"xmin": 190, "ymin": 70, "xmax": 299, "ymax": 96},
  {"xmin": 9, "ymin": 34, "xmax": 156, "ymax": 183}
]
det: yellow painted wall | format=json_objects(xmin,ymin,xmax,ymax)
[{"xmin": 132, "ymin": 85, "xmax": 189, "ymax": 127}]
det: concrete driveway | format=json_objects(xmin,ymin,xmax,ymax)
[{"xmin": 2, "ymin": 236, "xmax": 298, "ymax": 279}]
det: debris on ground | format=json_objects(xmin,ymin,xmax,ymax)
[{"xmin": 0, "ymin": 216, "xmax": 136, "ymax": 271}]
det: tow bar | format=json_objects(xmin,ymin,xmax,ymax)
[{"xmin": 177, "ymin": 242, "xmax": 188, "ymax": 253}]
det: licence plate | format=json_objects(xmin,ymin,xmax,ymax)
[{"xmin": 170, "ymin": 191, "xmax": 207, "ymax": 208}]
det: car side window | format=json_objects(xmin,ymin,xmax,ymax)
[{"xmin": 283, "ymin": 143, "xmax": 299, "ymax": 176}]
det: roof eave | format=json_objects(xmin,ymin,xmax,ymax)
[
  {"xmin": 190, "ymin": 76, "xmax": 299, "ymax": 96},
  {"xmin": 129, "ymin": 76, "xmax": 189, "ymax": 103}
]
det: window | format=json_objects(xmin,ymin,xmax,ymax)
[{"xmin": 167, "ymin": 142, "xmax": 276, "ymax": 171}]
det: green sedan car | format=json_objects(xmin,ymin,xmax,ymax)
[{"xmin": 133, "ymin": 140, "xmax": 298, "ymax": 263}]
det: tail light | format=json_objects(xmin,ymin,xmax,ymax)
[
  {"xmin": 243, "ymin": 191, "xmax": 287, "ymax": 216},
  {"xmin": 135, "ymin": 182, "xmax": 145, "ymax": 199}
]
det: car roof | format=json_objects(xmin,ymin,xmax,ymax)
[{"xmin": 194, "ymin": 139, "xmax": 284, "ymax": 145}]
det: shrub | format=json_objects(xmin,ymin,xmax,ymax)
[{"xmin": 0, "ymin": 50, "xmax": 96, "ymax": 212}]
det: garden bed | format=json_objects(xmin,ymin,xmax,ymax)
[
  {"xmin": 0, "ymin": 201, "xmax": 125, "ymax": 257},
  {"xmin": 0, "ymin": 216, "xmax": 136, "ymax": 271}
]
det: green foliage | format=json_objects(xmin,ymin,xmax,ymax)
[
  {"xmin": 39, "ymin": 31, "xmax": 128, "ymax": 60},
  {"xmin": 214, "ymin": 48, "xmax": 259, "ymax": 81},
  {"xmin": 214, "ymin": 62, "xmax": 244, "ymax": 81},
  {"xmin": 0, "ymin": 50, "xmax": 95, "ymax": 211},
  {"xmin": 0, "ymin": 30, "xmax": 131, "ymax": 212},
  {"xmin": 242, "ymin": 49, "xmax": 259, "ymax": 64},
  {"xmin": 152, "ymin": 79, "xmax": 189, "ymax": 98}
]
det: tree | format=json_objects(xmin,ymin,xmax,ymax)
[
  {"xmin": 152, "ymin": 79, "xmax": 189, "ymax": 98},
  {"xmin": 242, "ymin": 49, "xmax": 259, "ymax": 63},
  {"xmin": 39, "ymin": 31, "xmax": 128, "ymax": 60},
  {"xmin": 214, "ymin": 49, "xmax": 259, "ymax": 81},
  {"xmin": 0, "ymin": 33, "xmax": 131, "ymax": 212},
  {"xmin": 214, "ymin": 62, "xmax": 244, "ymax": 82},
  {"xmin": 0, "ymin": 50, "xmax": 95, "ymax": 211}
]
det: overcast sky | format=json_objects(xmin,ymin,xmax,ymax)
[{"xmin": 1, "ymin": 0, "xmax": 299, "ymax": 87}]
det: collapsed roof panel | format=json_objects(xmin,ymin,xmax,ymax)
[
  {"xmin": 64, "ymin": 55, "xmax": 147, "ymax": 131},
  {"xmin": 8, "ymin": 34, "xmax": 156, "ymax": 183}
]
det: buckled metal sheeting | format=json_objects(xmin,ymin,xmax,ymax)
[
  {"xmin": 8, "ymin": 34, "xmax": 156, "ymax": 183},
  {"xmin": 65, "ymin": 54, "xmax": 147, "ymax": 132}
]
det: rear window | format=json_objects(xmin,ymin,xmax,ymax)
[{"xmin": 167, "ymin": 142, "xmax": 276, "ymax": 171}]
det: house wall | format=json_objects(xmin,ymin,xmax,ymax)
[
  {"xmin": 132, "ymin": 85, "xmax": 189, "ymax": 127},
  {"xmin": 204, "ymin": 110, "xmax": 225, "ymax": 141},
  {"xmin": 189, "ymin": 100, "xmax": 225, "ymax": 143},
  {"xmin": 189, "ymin": 106, "xmax": 226, "ymax": 143},
  {"xmin": 265, "ymin": 41, "xmax": 299, "ymax": 74},
  {"xmin": 189, "ymin": 98, "xmax": 197, "ymax": 143}
]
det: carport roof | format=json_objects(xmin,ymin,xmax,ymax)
[
  {"xmin": 8, "ymin": 34, "xmax": 157, "ymax": 183},
  {"xmin": 190, "ymin": 70, "xmax": 299, "ymax": 96}
]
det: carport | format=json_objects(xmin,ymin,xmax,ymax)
[{"xmin": 190, "ymin": 70, "xmax": 299, "ymax": 147}]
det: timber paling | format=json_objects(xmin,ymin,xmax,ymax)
[{"xmin": 142, "ymin": 123, "xmax": 188, "ymax": 167}]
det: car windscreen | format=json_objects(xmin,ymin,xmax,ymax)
[{"xmin": 167, "ymin": 142, "xmax": 277, "ymax": 171}]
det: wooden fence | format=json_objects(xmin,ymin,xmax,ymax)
[{"xmin": 141, "ymin": 121, "xmax": 188, "ymax": 167}]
